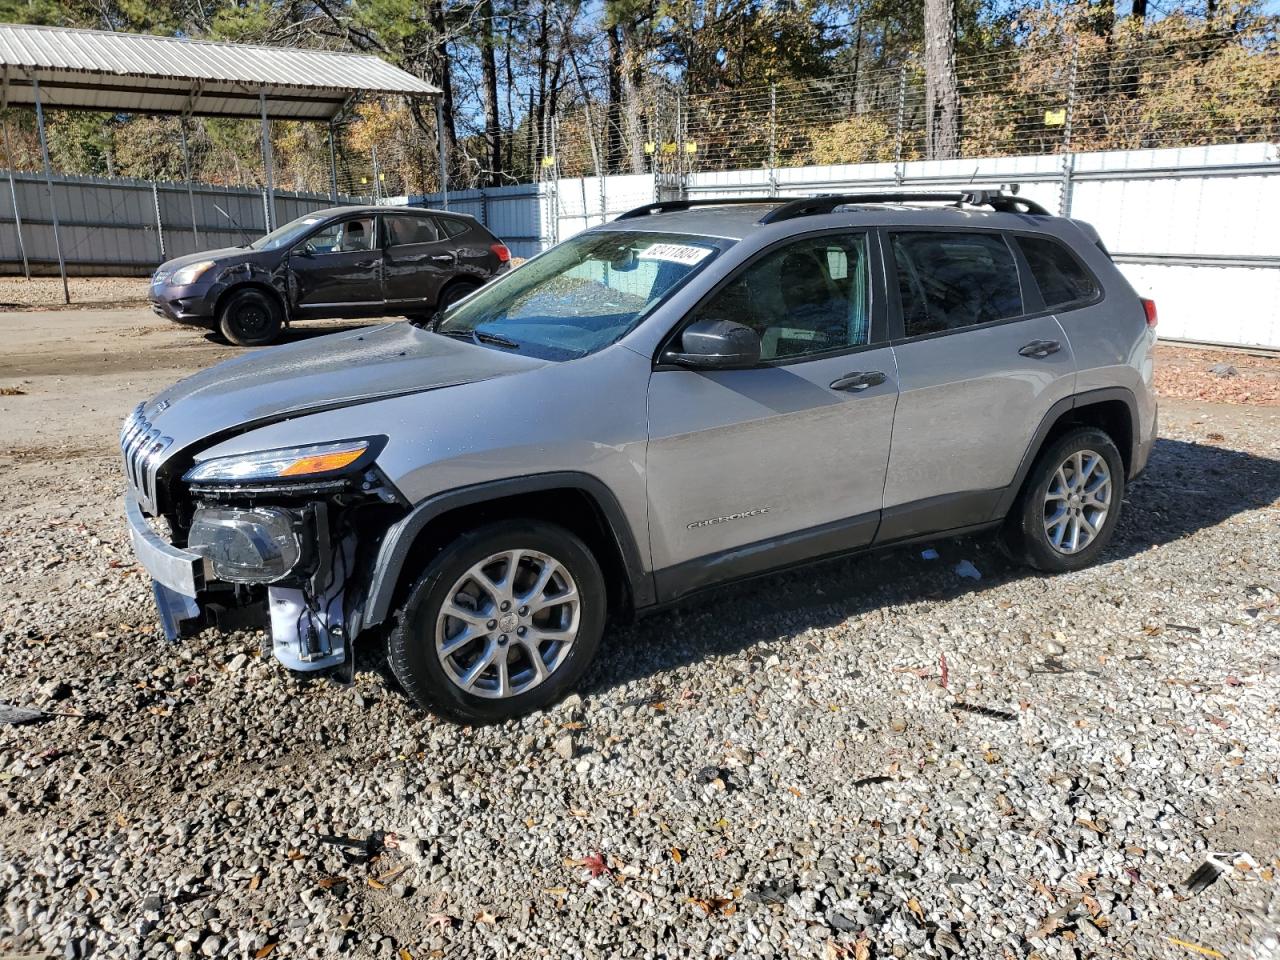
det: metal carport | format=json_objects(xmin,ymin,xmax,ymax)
[{"xmin": 0, "ymin": 22, "xmax": 443, "ymax": 302}]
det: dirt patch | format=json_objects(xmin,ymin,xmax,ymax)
[{"xmin": 1154, "ymin": 343, "xmax": 1280, "ymax": 406}]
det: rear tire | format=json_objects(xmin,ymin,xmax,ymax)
[
  {"xmin": 1005, "ymin": 427, "xmax": 1125, "ymax": 573},
  {"xmin": 437, "ymin": 279, "xmax": 481, "ymax": 312},
  {"xmin": 219, "ymin": 288, "xmax": 283, "ymax": 346},
  {"xmin": 386, "ymin": 520, "xmax": 606, "ymax": 723}
]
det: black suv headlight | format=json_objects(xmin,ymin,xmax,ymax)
[{"xmin": 187, "ymin": 506, "xmax": 306, "ymax": 583}]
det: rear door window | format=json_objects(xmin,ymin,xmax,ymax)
[
  {"xmin": 1017, "ymin": 234, "xmax": 1099, "ymax": 308},
  {"xmin": 890, "ymin": 231, "xmax": 1024, "ymax": 337},
  {"xmin": 386, "ymin": 216, "xmax": 439, "ymax": 246}
]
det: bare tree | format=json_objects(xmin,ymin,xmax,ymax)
[{"xmin": 923, "ymin": 0, "xmax": 959, "ymax": 159}]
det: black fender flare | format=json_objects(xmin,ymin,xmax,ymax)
[
  {"xmin": 360, "ymin": 471, "xmax": 655, "ymax": 630},
  {"xmin": 992, "ymin": 386, "xmax": 1141, "ymax": 520}
]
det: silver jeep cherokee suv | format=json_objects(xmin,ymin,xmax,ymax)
[{"xmin": 122, "ymin": 191, "xmax": 1158, "ymax": 722}]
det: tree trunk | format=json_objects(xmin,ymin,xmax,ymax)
[
  {"xmin": 478, "ymin": 0, "xmax": 503, "ymax": 185},
  {"xmin": 429, "ymin": 0, "xmax": 457, "ymax": 162},
  {"xmin": 923, "ymin": 0, "xmax": 959, "ymax": 160},
  {"xmin": 621, "ymin": 21, "xmax": 647, "ymax": 174},
  {"xmin": 607, "ymin": 26, "xmax": 624, "ymax": 174}
]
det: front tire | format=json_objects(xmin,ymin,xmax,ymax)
[
  {"xmin": 1005, "ymin": 427, "xmax": 1125, "ymax": 573},
  {"xmin": 219, "ymin": 288, "xmax": 283, "ymax": 346},
  {"xmin": 386, "ymin": 520, "xmax": 606, "ymax": 723}
]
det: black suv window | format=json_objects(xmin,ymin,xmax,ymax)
[
  {"xmin": 891, "ymin": 231, "xmax": 1023, "ymax": 337},
  {"xmin": 690, "ymin": 233, "xmax": 870, "ymax": 361},
  {"xmin": 303, "ymin": 217, "xmax": 375, "ymax": 255},
  {"xmin": 1018, "ymin": 234, "xmax": 1099, "ymax": 308},
  {"xmin": 386, "ymin": 216, "xmax": 438, "ymax": 246},
  {"xmin": 436, "ymin": 217, "xmax": 469, "ymax": 239}
]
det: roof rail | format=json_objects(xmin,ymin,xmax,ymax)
[
  {"xmin": 614, "ymin": 196, "xmax": 783, "ymax": 221},
  {"xmin": 757, "ymin": 191, "xmax": 1051, "ymax": 224}
]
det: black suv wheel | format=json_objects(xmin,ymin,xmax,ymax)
[
  {"xmin": 1006, "ymin": 427, "xmax": 1125, "ymax": 572},
  {"xmin": 219, "ymin": 288, "xmax": 283, "ymax": 346},
  {"xmin": 387, "ymin": 520, "xmax": 606, "ymax": 723}
]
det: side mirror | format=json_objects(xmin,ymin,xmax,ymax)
[{"xmin": 664, "ymin": 319, "xmax": 761, "ymax": 370}]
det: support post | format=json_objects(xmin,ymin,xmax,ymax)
[
  {"xmin": 259, "ymin": 92, "xmax": 275, "ymax": 230},
  {"xmin": 435, "ymin": 97, "xmax": 449, "ymax": 209},
  {"xmin": 371, "ymin": 144, "xmax": 380, "ymax": 202},
  {"xmin": 2, "ymin": 121, "xmax": 30, "ymax": 280},
  {"xmin": 179, "ymin": 120, "xmax": 199, "ymax": 249},
  {"xmin": 768, "ymin": 83, "xmax": 778, "ymax": 197},
  {"xmin": 32, "ymin": 78, "xmax": 68, "ymax": 304},
  {"xmin": 151, "ymin": 181, "xmax": 165, "ymax": 260},
  {"xmin": 327, "ymin": 120, "xmax": 339, "ymax": 203},
  {"xmin": 1060, "ymin": 41, "xmax": 1079, "ymax": 217},
  {"xmin": 893, "ymin": 63, "xmax": 908, "ymax": 186}
]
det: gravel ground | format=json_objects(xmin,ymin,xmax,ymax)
[
  {"xmin": 0, "ymin": 277, "xmax": 149, "ymax": 309},
  {"xmin": 1, "ymin": 310, "xmax": 1279, "ymax": 960}
]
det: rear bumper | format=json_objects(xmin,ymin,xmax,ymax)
[{"xmin": 1132, "ymin": 402, "xmax": 1157, "ymax": 480}]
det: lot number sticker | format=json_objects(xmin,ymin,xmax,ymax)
[{"xmin": 640, "ymin": 243, "xmax": 711, "ymax": 265}]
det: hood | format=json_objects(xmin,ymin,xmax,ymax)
[
  {"xmin": 157, "ymin": 247, "xmax": 256, "ymax": 274},
  {"xmin": 140, "ymin": 321, "xmax": 547, "ymax": 456}
]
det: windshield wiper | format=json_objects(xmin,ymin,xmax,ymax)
[
  {"xmin": 473, "ymin": 330, "xmax": 520, "ymax": 350},
  {"xmin": 435, "ymin": 327, "xmax": 521, "ymax": 351}
]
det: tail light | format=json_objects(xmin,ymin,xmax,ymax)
[
  {"xmin": 1140, "ymin": 298, "xmax": 1158, "ymax": 329},
  {"xmin": 489, "ymin": 243, "xmax": 511, "ymax": 263}
]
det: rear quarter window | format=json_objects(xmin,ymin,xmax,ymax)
[
  {"xmin": 436, "ymin": 217, "xmax": 470, "ymax": 240},
  {"xmin": 1018, "ymin": 234, "xmax": 1100, "ymax": 308}
]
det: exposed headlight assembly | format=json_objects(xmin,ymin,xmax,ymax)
[
  {"xmin": 184, "ymin": 438, "xmax": 382, "ymax": 486},
  {"xmin": 170, "ymin": 260, "xmax": 217, "ymax": 285},
  {"xmin": 187, "ymin": 505, "xmax": 304, "ymax": 583}
]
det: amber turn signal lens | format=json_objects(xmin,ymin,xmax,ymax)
[{"xmin": 279, "ymin": 447, "xmax": 366, "ymax": 476}]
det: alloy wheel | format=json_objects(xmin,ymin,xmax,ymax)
[
  {"xmin": 435, "ymin": 549, "xmax": 580, "ymax": 699},
  {"xmin": 1043, "ymin": 449, "xmax": 1112, "ymax": 555}
]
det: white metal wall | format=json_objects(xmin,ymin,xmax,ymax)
[{"xmin": 408, "ymin": 142, "xmax": 1280, "ymax": 348}]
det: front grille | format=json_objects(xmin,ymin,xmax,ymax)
[{"xmin": 120, "ymin": 403, "xmax": 174, "ymax": 516}]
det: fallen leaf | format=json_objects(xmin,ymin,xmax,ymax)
[
  {"xmin": 561, "ymin": 721, "xmax": 585, "ymax": 729},
  {"xmin": 786, "ymin": 786, "xmax": 803, "ymax": 798},
  {"xmin": 541, "ymin": 887, "xmax": 568, "ymax": 896},
  {"xmin": 1076, "ymin": 818, "xmax": 1106, "ymax": 835},
  {"xmin": 254, "ymin": 945, "xmax": 278, "ymax": 959},
  {"xmin": 855, "ymin": 939, "xmax": 871, "ymax": 960},
  {"xmin": 474, "ymin": 909, "xmax": 498, "ymax": 924},
  {"xmin": 366, "ymin": 877, "xmax": 386, "ymax": 890},
  {"xmin": 687, "ymin": 896, "xmax": 734, "ymax": 915},
  {"xmin": 247, "ymin": 874, "xmax": 261, "ymax": 891},
  {"xmin": 427, "ymin": 914, "xmax": 453, "ymax": 931},
  {"xmin": 398, "ymin": 949, "xmax": 413, "ymax": 960},
  {"xmin": 906, "ymin": 897, "xmax": 924, "ymax": 921},
  {"xmin": 317, "ymin": 876, "xmax": 344, "ymax": 890},
  {"xmin": 286, "ymin": 849, "xmax": 303, "ymax": 861},
  {"xmin": 670, "ymin": 847, "xmax": 684, "ymax": 864}
]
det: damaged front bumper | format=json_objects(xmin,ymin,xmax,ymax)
[{"xmin": 124, "ymin": 495, "xmax": 349, "ymax": 672}]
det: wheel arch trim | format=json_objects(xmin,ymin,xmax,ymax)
[
  {"xmin": 361, "ymin": 471, "xmax": 655, "ymax": 631},
  {"xmin": 993, "ymin": 386, "xmax": 1140, "ymax": 520}
]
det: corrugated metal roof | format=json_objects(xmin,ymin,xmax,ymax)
[{"xmin": 0, "ymin": 23, "xmax": 439, "ymax": 119}]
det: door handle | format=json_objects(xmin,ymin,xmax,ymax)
[
  {"xmin": 1018, "ymin": 339, "xmax": 1062, "ymax": 358},
  {"xmin": 430, "ymin": 254, "xmax": 455, "ymax": 263},
  {"xmin": 353, "ymin": 259, "xmax": 378, "ymax": 269},
  {"xmin": 829, "ymin": 370, "xmax": 887, "ymax": 392}
]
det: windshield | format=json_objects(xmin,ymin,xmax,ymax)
[
  {"xmin": 249, "ymin": 213, "xmax": 329, "ymax": 251},
  {"xmin": 435, "ymin": 231, "xmax": 726, "ymax": 360}
]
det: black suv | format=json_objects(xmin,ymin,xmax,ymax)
[{"xmin": 148, "ymin": 205, "xmax": 511, "ymax": 346}]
